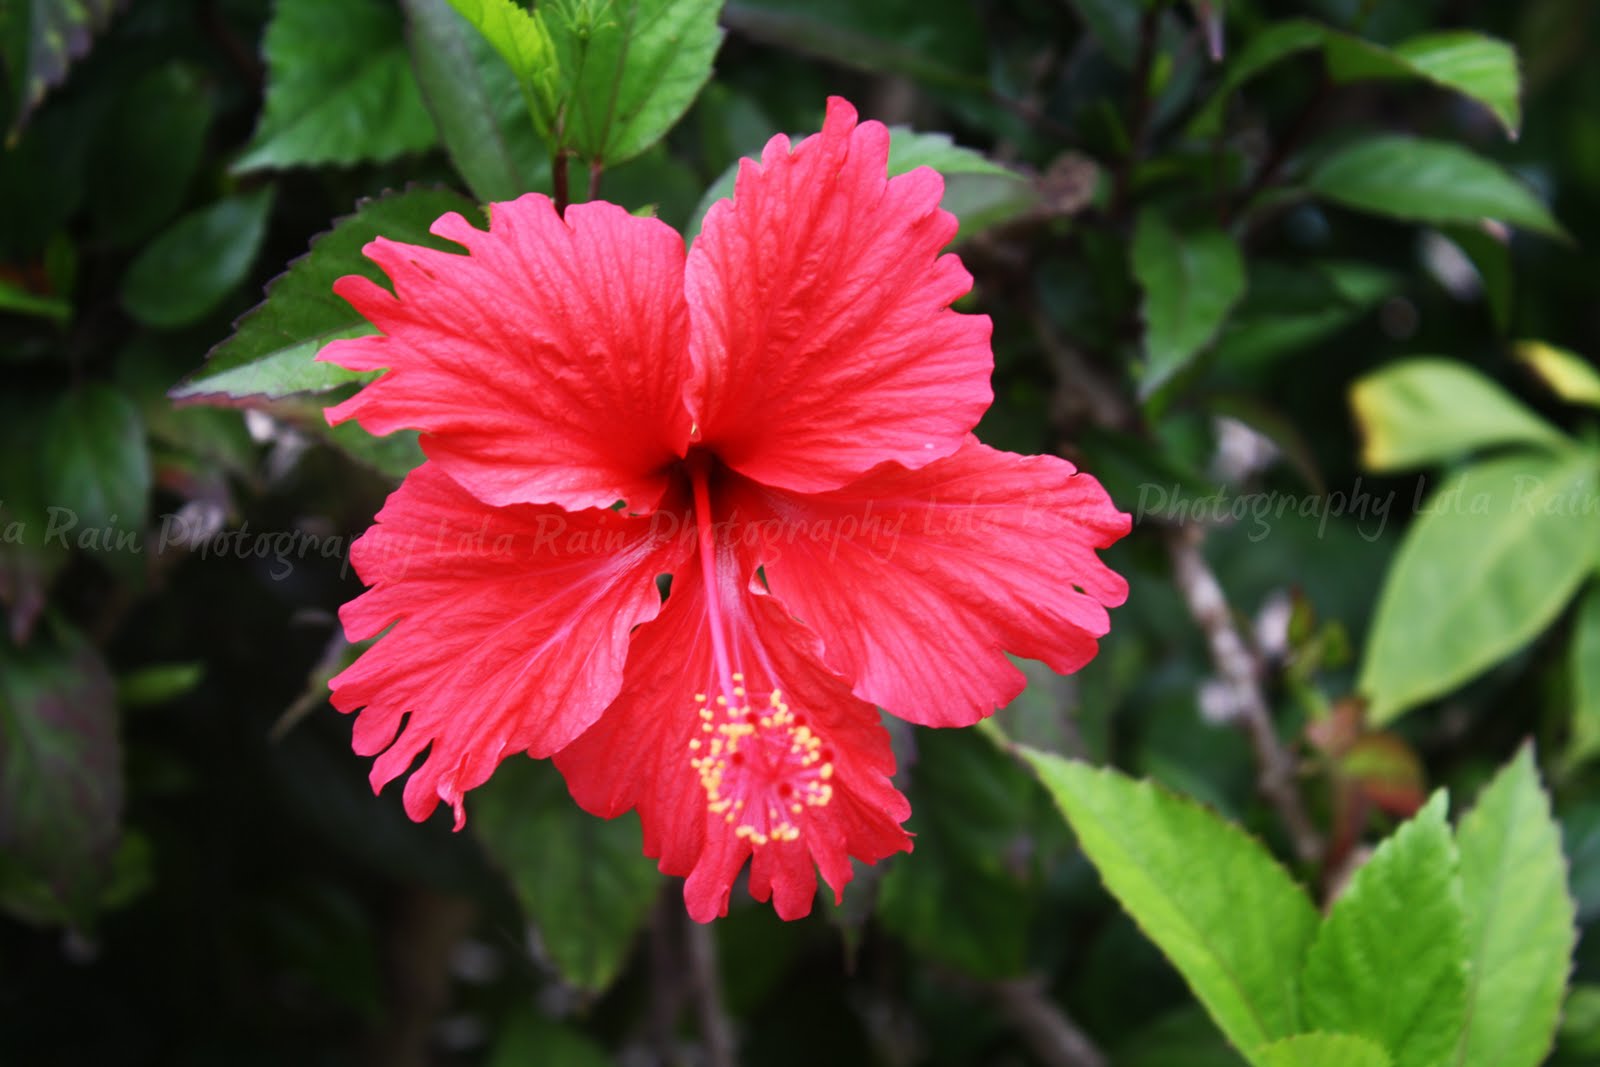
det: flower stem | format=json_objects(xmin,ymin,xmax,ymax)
[{"xmin": 552, "ymin": 150, "xmax": 570, "ymax": 217}]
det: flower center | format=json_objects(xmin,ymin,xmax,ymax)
[
  {"xmin": 684, "ymin": 454, "xmax": 833, "ymax": 845},
  {"xmin": 688, "ymin": 677, "xmax": 835, "ymax": 845}
]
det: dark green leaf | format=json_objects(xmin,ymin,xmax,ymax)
[
  {"xmin": 1, "ymin": 0, "xmax": 118, "ymax": 134},
  {"xmin": 1439, "ymin": 225, "xmax": 1513, "ymax": 333},
  {"xmin": 40, "ymin": 384, "xmax": 150, "ymax": 533},
  {"xmin": 485, "ymin": 1010, "xmax": 614, "ymax": 1067},
  {"xmin": 1131, "ymin": 211, "xmax": 1246, "ymax": 396},
  {"xmin": 722, "ymin": 0, "xmax": 987, "ymax": 88},
  {"xmin": 1113, "ymin": 1007, "xmax": 1249, "ymax": 1067},
  {"xmin": 1308, "ymin": 136, "xmax": 1563, "ymax": 238},
  {"xmin": 121, "ymin": 188, "xmax": 275, "ymax": 330},
  {"xmin": 1360, "ymin": 447, "xmax": 1600, "ymax": 723},
  {"xmin": 0, "ymin": 625, "xmax": 121, "ymax": 924},
  {"xmin": 1211, "ymin": 260, "xmax": 1400, "ymax": 373},
  {"xmin": 1025, "ymin": 751, "xmax": 1320, "ymax": 1053},
  {"xmin": 403, "ymin": 0, "xmax": 546, "ymax": 202},
  {"xmin": 173, "ymin": 187, "xmax": 476, "ymax": 405},
  {"xmin": 1189, "ymin": 20, "xmax": 1328, "ymax": 137},
  {"xmin": 1063, "ymin": 0, "xmax": 1142, "ymax": 67},
  {"xmin": 1557, "ymin": 986, "xmax": 1600, "ymax": 1061},
  {"xmin": 445, "ymin": 0, "xmax": 562, "ymax": 139},
  {"xmin": 1192, "ymin": 22, "xmax": 1521, "ymax": 138},
  {"xmin": 235, "ymin": 0, "xmax": 438, "ymax": 172},
  {"xmin": 1300, "ymin": 794, "xmax": 1468, "ymax": 1067},
  {"xmin": 86, "ymin": 63, "xmax": 211, "ymax": 246},
  {"xmin": 878, "ymin": 728, "xmax": 1037, "ymax": 979},
  {"xmin": 1454, "ymin": 746, "xmax": 1576, "ymax": 1067},
  {"xmin": 473, "ymin": 758, "xmax": 660, "ymax": 994}
]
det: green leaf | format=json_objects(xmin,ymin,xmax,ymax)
[
  {"xmin": 472, "ymin": 758, "xmax": 660, "ymax": 994},
  {"xmin": 1131, "ymin": 212, "xmax": 1246, "ymax": 396},
  {"xmin": 444, "ymin": 0, "xmax": 561, "ymax": 139},
  {"xmin": 235, "ymin": 0, "xmax": 438, "ymax": 172},
  {"xmin": 1308, "ymin": 136, "xmax": 1563, "ymax": 238},
  {"xmin": 721, "ymin": 0, "xmax": 987, "ymax": 88},
  {"xmin": 172, "ymin": 187, "xmax": 478, "ymax": 405},
  {"xmin": 878, "ymin": 728, "xmax": 1037, "ymax": 979},
  {"xmin": 1255, "ymin": 1033, "xmax": 1393, "ymax": 1067},
  {"xmin": 1516, "ymin": 341, "xmax": 1600, "ymax": 409},
  {"xmin": 1300, "ymin": 793, "xmax": 1468, "ymax": 1067},
  {"xmin": 546, "ymin": 0, "xmax": 726, "ymax": 166},
  {"xmin": 1211, "ymin": 260, "xmax": 1400, "ymax": 373},
  {"xmin": 0, "ymin": 276, "xmax": 68, "ymax": 323},
  {"xmin": 40, "ymin": 384, "xmax": 150, "ymax": 533},
  {"xmin": 1567, "ymin": 585, "xmax": 1600, "ymax": 770},
  {"xmin": 1062, "ymin": 0, "xmax": 1142, "ymax": 67},
  {"xmin": 1189, "ymin": 20, "xmax": 1327, "ymax": 137},
  {"xmin": 1, "ymin": 0, "xmax": 118, "ymax": 135},
  {"xmin": 1191, "ymin": 22, "xmax": 1521, "ymax": 139},
  {"xmin": 121, "ymin": 188, "xmax": 275, "ymax": 330},
  {"xmin": 687, "ymin": 125, "xmax": 1038, "ymax": 243},
  {"xmin": 403, "ymin": 0, "xmax": 546, "ymax": 202},
  {"xmin": 1360, "ymin": 448, "xmax": 1600, "ymax": 723},
  {"xmin": 485, "ymin": 1010, "xmax": 614, "ymax": 1067},
  {"xmin": 1114, "ymin": 1007, "xmax": 1249, "ymax": 1067},
  {"xmin": 116, "ymin": 663, "xmax": 204, "ymax": 708},
  {"xmin": 1557, "ymin": 986, "xmax": 1600, "ymax": 1060},
  {"xmin": 1349, "ymin": 358, "xmax": 1568, "ymax": 472},
  {"xmin": 1324, "ymin": 31, "xmax": 1521, "ymax": 138},
  {"xmin": 85, "ymin": 63, "xmax": 211, "ymax": 246},
  {"xmin": 1453, "ymin": 745, "xmax": 1576, "ymax": 1067},
  {"xmin": 1439, "ymin": 225, "xmax": 1513, "ymax": 333},
  {"xmin": 883, "ymin": 127, "xmax": 1016, "ymax": 178},
  {"xmin": 0, "ymin": 625, "xmax": 121, "ymax": 925},
  {"xmin": 1024, "ymin": 751, "xmax": 1320, "ymax": 1052}
]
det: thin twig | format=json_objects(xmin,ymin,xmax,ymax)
[
  {"xmin": 1027, "ymin": 302, "xmax": 1134, "ymax": 433},
  {"xmin": 990, "ymin": 978, "xmax": 1108, "ymax": 1067},
  {"xmin": 1109, "ymin": 7, "xmax": 1161, "ymax": 220},
  {"xmin": 1230, "ymin": 74, "xmax": 1331, "ymax": 228},
  {"xmin": 683, "ymin": 911, "xmax": 737, "ymax": 1067},
  {"xmin": 1165, "ymin": 525, "xmax": 1323, "ymax": 865}
]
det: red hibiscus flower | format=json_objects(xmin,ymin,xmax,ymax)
[{"xmin": 320, "ymin": 98, "xmax": 1130, "ymax": 922}]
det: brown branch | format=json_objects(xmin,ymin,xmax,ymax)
[
  {"xmin": 365, "ymin": 890, "xmax": 476, "ymax": 1067},
  {"xmin": 683, "ymin": 910, "xmax": 737, "ymax": 1067},
  {"xmin": 1230, "ymin": 74, "xmax": 1331, "ymax": 229},
  {"xmin": 1109, "ymin": 7, "xmax": 1161, "ymax": 220},
  {"xmin": 1028, "ymin": 302, "xmax": 1134, "ymax": 433},
  {"xmin": 1165, "ymin": 525, "xmax": 1323, "ymax": 865},
  {"xmin": 990, "ymin": 978, "xmax": 1108, "ymax": 1067}
]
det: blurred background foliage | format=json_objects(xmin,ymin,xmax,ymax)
[{"xmin": 2, "ymin": 0, "xmax": 1599, "ymax": 1064}]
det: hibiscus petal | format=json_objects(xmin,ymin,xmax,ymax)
[
  {"xmin": 322, "ymin": 195, "xmax": 694, "ymax": 513},
  {"xmin": 555, "ymin": 547, "xmax": 910, "ymax": 922},
  {"xmin": 686, "ymin": 96, "xmax": 993, "ymax": 494},
  {"xmin": 329, "ymin": 463, "xmax": 690, "ymax": 828},
  {"xmin": 741, "ymin": 439, "xmax": 1131, "ymax": 727}
]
